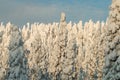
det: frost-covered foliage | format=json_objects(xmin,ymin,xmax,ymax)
[
  {"xmin": 4, "ymin": 23, "xmax": 29, "ymax": 80},
  {"xmin": 103, "ymin": 0, "xmax": 120, "ymax": 80},
  {"xmin": 0, "ymin": 23, "xmax": 9, "ymax": 80},
  {"xmin": 0, "ymin": 23, "xmax": 29, "ymax": 80},
  {"xmin": 19, "ymin": 15, "xmax": 107, "ymax": 80},
  {"xmin": 0, "ymin": 18, "xmax": 110, "ymax": 80},
  {"xmin": 0, "ymin": 0, "xmax": 119, "ymax": 80}
]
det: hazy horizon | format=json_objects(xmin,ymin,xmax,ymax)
[{"xmin": 0, "ymin": 0, "xmax": 111, "ymax": 27}]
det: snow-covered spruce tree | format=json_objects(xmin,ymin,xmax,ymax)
[
  {"xmin": 91, "ymin": 21, "xmax": 105, "ymax": 80},
  {"xmin": 76, "ymin": 21, "xmax": 85, "ymax": 80},
  {"xmin": 75, "ymin": 20, "xmax": 106, "ymax": 80},
  {"xmin": 5, "ymin": 23, "xmax": 29, "ymax": 80},
  {"xmin": 63, "ymin": 30, "xmax": 78, "ymax": 80},
  {"xmin": 47, "ymin": 23, "xmax": 61, "ymax": 80},
  {"xmin": 80, "ymin": 21, "xmax": 97, "ymax": 79},
  {"xmin": 27, "ymin": 23, "xmax": 51, "ymax": 80},
  {"xmin": 86, "ymin": 21, "xmax": 103, "ymax": 80},
  {"xmin": 103, "ymin": 0, "xmax": 120, "ymax": 79},
  {"xmin": 0, "ymin": 22, "xmax": 9, "ymax": 80},
  {"xmin": 57, "ymin": 12, "xmax": 68, "ymax": 80}
]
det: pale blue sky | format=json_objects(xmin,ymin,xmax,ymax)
[{"xmin": 0, "ymin": 0, "xmax": 111, "ymax": 27}]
